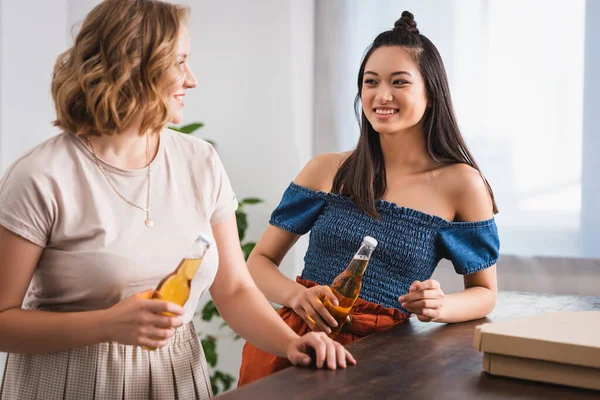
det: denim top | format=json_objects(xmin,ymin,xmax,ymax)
[{"xmin": 270, "ymin": 182, "xmax": 500, "ymax": 311}]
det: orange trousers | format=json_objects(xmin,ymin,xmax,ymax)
[{"xmin": 238, "ymin": 277, "xmax": 410, "ymax": 387}]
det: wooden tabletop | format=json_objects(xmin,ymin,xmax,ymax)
[{"xmin": 217, "ymin": 292, "xmax": 600, "ymax": 400}]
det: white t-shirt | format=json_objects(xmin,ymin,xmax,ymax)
[{"xmin": 0, "ymin": 128, "xmax": 238, "ymax": 323}]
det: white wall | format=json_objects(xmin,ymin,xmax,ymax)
[
  {"xmin": 0, "ymin": 0, "xmax": 314, "ymax": 389},
  {"xmin": 0, "ymin": 0, "xmax": 68, "ymax": 171},
  {"xmin": 0, "ymin": 0, "xmax": 70, "ymax": 381},
  {"xmin": 179, "ymin": 0, "xmax": 315, "ymax": 386}
]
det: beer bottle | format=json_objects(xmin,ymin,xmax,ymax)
[
  {"xmin": 323, "ymin": 236, "xmax": 378, "ymax": 338},
  {"xmin": 145, "ymin": 234, "xmax": 212, "ymax": 350},
  {"xmin": 152, "ymin": 233, "xmax": 212, "ymax": 312}
]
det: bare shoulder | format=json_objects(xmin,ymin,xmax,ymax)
[
  {"xmin": 293, "ymin": 151, "xmax": 352, "ymax": 192},
  {"xmin": 436, "ymin": 163, "xmax": 495, "ymax": 222}
]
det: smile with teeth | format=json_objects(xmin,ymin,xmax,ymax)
[
  {"xmin": 173, "ymin": 95, "xmax": 185, "ymax": 106},
  {"xmin": 374, "ymin": 108, "xmax": 398, "ymax": 115}
]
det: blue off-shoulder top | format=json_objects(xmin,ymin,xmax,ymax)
[{"xmin": 270, "ymin": 182, "xmax": 500, "ymax": 312}]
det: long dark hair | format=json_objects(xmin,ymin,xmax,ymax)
[{"xmin": 332, "ymin": 11, "xmax": 498, "ymax": 218}]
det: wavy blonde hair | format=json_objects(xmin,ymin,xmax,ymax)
[{"xmin": 52, "ymin": 0, "xmax": 189, "ymax": 136}]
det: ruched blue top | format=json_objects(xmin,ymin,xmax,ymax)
[{"xmin": 270, "ymin": 182, "xmax": 500, "ymax": 312}]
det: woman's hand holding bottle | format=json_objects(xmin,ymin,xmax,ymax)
[
  {"xmin": 101, "ymin": 289, "xmax": 184, "ymax": 349},
  {"xmin": 288, "ymin": 286, "xmax": 340, "ymax": 334}
]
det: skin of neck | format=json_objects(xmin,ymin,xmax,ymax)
[
  {"xmin": 378, "ymin": 121, "xmax": 437, "ymax": 176},
  {"xmin": 87, "ymin": 118, "xmax": 160, "ymax": 170}
]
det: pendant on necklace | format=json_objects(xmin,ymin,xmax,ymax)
[{"xmin": 145, "ymin": 218, "xmax": 154, "ymax": 227}]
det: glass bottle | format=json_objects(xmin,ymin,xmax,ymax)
[
  {"xmin": 145, "ymin": 234, "xmax": 212, "ymax": 351},
  {"xmin": 152, "ymin": 233, "xmax": 212, "ymax": 312},
  {"xmin": 322, "ymin": 236, "xmax": 378, "ymax": 338}
]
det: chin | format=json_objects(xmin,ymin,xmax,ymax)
[
  {"xmin": 370, "ymin": 123, "xmax": 396, "ymax": 135},
  {"xmin": 169, "ymin": 114, "xmax": 183, "ymax": 125}
]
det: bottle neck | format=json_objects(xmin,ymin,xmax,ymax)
[{"xmin": 346, "ymin": 256, "xmax": 369, "ymax": 276}]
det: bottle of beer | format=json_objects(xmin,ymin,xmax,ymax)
[
  {"xmin": 323, "ymin": 236, "xmax": 378, "ymax": 338},
  {"xmin": 145, "ymin": 234, "xmax": 212, "ymax": 350},
  {"xmin": 152, "ymin": 233, "xmax": 212, "ymax": 312}
]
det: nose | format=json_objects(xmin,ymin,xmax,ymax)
[
  {"xmin": 375, "ymin": 86, "xmax": 393, "ymax": 103},
  {"xmin": 185, "ymin": 67, "xmax": 197, "ymax": 89}
]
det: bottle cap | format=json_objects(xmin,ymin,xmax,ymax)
[
  {"xmin": 196, "ymin": 233, "xmax": 213, "ymax": 245},
  {"xmin": 363, "ymin": 236, "xmax": 378, "ymax": 248}
]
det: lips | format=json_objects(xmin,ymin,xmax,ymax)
[{"xmin": 173, "ymin": 94, "xmax": 185, "ymax": 107}]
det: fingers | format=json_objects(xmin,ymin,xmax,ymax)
[
  {"xmin": 144, "ymin": 299, "xmax": 185, "ymax": 316},
  {"xmin": 150, "ymin": 313, "xmax": 183, "ymax": 329},
  {"xmin": 311, "ymin": 297, "xmax": 338, "ymax": 329},
  {"xmin": 345, "ymin": 348, "xmax": 357, "ymax": 365},
  {"xmin": 417, "ymin": 314, "xmax": 434, "ymax": 322},
  {"xmin": 399, "ymin": 280, "xmax": 444, "ymax": 322},
  {"xmin": 401, "ymin": 299, "xmax": 443, "ymax": 318},
  {"xmin": 401, "ymin": 298, "xmax": 443, "ymax": 312},
  {"xmin": 320, "ymin": 286, "xmax": 339, "ymax": 307},
  {"xmin": 410, "ymin": 279, "xmax": 440, "ymax": 292},
  {"xmin": 308, "ymin": 335, "xmax": 327, "ymax": 368},
  {"xmin": 294, "ymin": 333, "xmax": 355, "ymax": 371},
  {"xmin": 334, "ymin": 342, "xmax": 346, "ymax": 369},
  {"xmin": 399, "ymin": 289, "xmax": 443, "ymax": 303},
  {"xmin": 302, "ymin": 314, "xmax": 321, "ymax": 332},
  {"xmin": 145, "ymin": 326, "xmax": 176, "ymax": 340},
  {"xmin": 326, "ymin": 339, "xmax": 337, "ymax": 370},
  {"xmin": 139, "ymin": 336, "xmax": 170, "ymax": 349},
  {"xmin": 304, "ymin": 304, "xmax": 333, "ymax": 334}
]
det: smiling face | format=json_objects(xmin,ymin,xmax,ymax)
[
  {"xmin": 165, "ymin": 26, "xmax": 197, "ymax": 125},
  {"xmin": 361, "ymin": 46, "xmax": 428, "ymax": 136}
]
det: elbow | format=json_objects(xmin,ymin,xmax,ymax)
[{"xmin": 481, "ymin": 288, "xmax": 497, "ymax": 317}]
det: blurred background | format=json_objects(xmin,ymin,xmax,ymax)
[{"xmin": 0, "ymin": 0, "xmax": 598, "ymax": 392}]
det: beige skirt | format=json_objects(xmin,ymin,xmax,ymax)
[{"xmin": 0, "ymin": 322, "xmax": 212, "ymax": 400}]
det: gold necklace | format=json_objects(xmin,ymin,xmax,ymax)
[{"xmin": 86, "ymin": 133, "xmax": 154, "ymax": 227}]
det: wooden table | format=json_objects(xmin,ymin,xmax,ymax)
[{"xmin": 217, "ymin": 292, "xmax": 600, "ymax": 399}]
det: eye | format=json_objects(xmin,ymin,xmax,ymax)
[
  {"xmin": 393, "ymin": 79, "xmax": 408, "ymax": 85},
  {"xmin": 363, "ymin": 79, "xmax": 377, "ymax": 85}
]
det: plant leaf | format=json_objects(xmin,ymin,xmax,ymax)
[
  {"xmin": 211, "ymin": 370, "xmax": 236, "ymax": 395},
  {"xmin": 201, "ymin": 300, "xmax": 220, "ymax": 321},
  {"xmin": 201, "ymin": 336, "xmax": 217, "ymax": 367},
  {"xmin": 241, "ymin": 242, "xmax": 256, "ymax": 260},
  {"xmin": 236, "ymin": 211, "xmax": 247, "ymax": 242},
  {"xmin": 240, "ymin": 197, "xmax": 263, "ymax": 205},
  {"xmin": 169, "ymin": 122, "xmax": 204, "ymax": 134}
]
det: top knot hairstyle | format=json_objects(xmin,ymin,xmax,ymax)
[
  {"xmin": 393, "ymin": 11, "xmax": 419, "ymax": 34},
  {"xmin": 52, "ymin": 0, "xmax": 190, "ymax": 137},
  {"xmin": 332, "ymin": 11, "xmax": 498, "ymax": 218}
]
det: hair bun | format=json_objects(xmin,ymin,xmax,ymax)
[{"xmin": 393, "ymin": 11, "xmax": 419, "ymax": 34}]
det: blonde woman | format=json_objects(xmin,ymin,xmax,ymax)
[{"xmin": 0, "ymin": 1, "xmax": 354, "ymax": 399}]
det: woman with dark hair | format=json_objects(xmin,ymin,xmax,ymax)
[
  {"xmin": 0, "ymin": 1, "xmax": 353, "ymax": 398},
  {"xmin": 239, "ymin": 11, "xmax": 500, "ymax": 385}
]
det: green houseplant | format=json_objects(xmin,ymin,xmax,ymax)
[{"xmin": 169, "ymin": 123, "xmax": 263, "ymax": 395}]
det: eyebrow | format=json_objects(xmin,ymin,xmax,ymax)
[
  {"xmin": 364, "ymin": 71, "xmax": 412, "ymax": 77},
  {"xmin": 178, "ymin": 53, "xmax": 189, "ymax": 59}
]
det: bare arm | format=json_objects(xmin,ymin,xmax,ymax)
[
  {"xmin": 209, "ymin": 214, "xmax": 355, "ymax": 368},
  {"xmin": 246, "ymin": 153, "xmax": 348, "ymax": 332},
  {"xmin": 246, "ymin": 226, "xmax": 305, "ymax": 308},
  {"xmin": 0, "ymin": 225, "xmax": 184, "ymax": 354},
  {"xmin": 400, "ymin": 165, "xmax": 498, "ymax": 323},
  {"xmin": 442, "ymin": 165, "xmax": 498, "ymax": 322},
  {"xmin": 209, "ymin": 215, "xmax": 298, "ymax": 356},
  {"xmin": 437, "ymin": 265, "xmax": 497, "ymax": 323}
]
